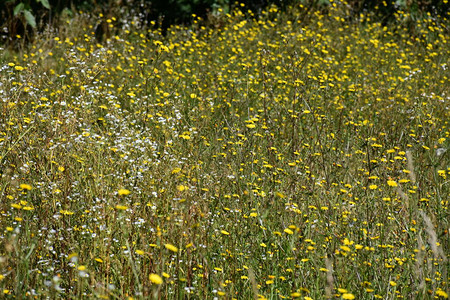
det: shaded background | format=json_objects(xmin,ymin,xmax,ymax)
[{"xmin": 1, "ymin": 0, "xmax": 449, "ymax": 47}]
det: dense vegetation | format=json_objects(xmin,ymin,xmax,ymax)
[
  {"xmin": 1, "ymin": 0, "xmax": 449, "ymax": 46},
  {"xmin": 0, "ymin": 1, "xmax": 448, "ymax": 299}
]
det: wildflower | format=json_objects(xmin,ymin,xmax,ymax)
[
  {"xmin": 436, "ymin": 290, "xmax": 448, "ymax": 298},
  {"xmin": 78, "ymin": 265, "xmax": 86, "ymax": 271},
  {"xmin": 342, "ymin": 293, "xmax": 355, "ymax": 299},
  {"xmin": 387, "ymin": 180, "xmax": 398, "ymax": 187},
  {"xmin": 284, "ymin": 228, "xmax": 293, "ymax": 235},
  {"xmin": 340, "ymin": 246, "xmax": 351, "ymax": 252},
  {"xmin": 171, "ymin": 167, "xmax": 182, "ymax": 174},
  {"xmin": 164, "ymin": 243, "xmax": 178, "ymax": 253},
  {"xmin": 115, "ymin": 205, "xmax": 128, "ymax": 210},
  {"xmin": 177, "ymin": 185, "xmax": 189, "ymax": 192},
  {"xmin": 179, "ymin": 133, "xmax": 191, "ymax": 140},
  {"xmin": 118, "ymin": 188, "xmax": 131, "ymax": 195},
  {"xmin": 19, "ymin": 184, "xmax": 32, "ymax": 190},
  {"xmin": 149, "ymin": 273, "xmax": 163, "ymax": 285}
]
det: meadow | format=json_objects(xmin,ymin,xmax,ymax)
[{"xmin": 0, "ymin": 1, "xmax": 448, "ymax": 299}]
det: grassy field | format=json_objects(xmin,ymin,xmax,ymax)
[{"xmin": 0, "ymin": 2, "xmax": 448, "ymax": 299}]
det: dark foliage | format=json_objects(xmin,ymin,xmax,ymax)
[{"xmin": 1, "ymin": 0, "xmax": 448, "ymax": 47}]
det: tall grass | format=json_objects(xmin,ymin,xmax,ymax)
[{"xmin": 0, "ymin": 2, "xmax": 448, "ymax": 299}]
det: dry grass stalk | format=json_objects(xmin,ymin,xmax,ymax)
[{"xmin": 325, "ymin": 256, "xmax": 334, "ymax": 298}]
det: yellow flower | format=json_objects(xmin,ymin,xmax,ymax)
[
  {"xmin": 436, "ymin": 290, "xmax": 448, "ymax": 298},
  {"xmin": 171, "ymin": 167, "xmax": 182, "ymax": 174},
  {"xmin": 115, "ymin": 205, "xmax": 128, "ymax": 210},
  {"xmin": 342, "ymin": 293, "xmax": 355, "ymax": 299},
  {"xmin": 284, "ymin": 228, "xmax": 293, "ymax": 235},
  {"xmin": 177, "ymin": 185, "xmax": 189, "ymax": 192},
  {"xmin": 340, "ymin": 245, "xmax": 351, "ymax": 252},
  {"xmin": 220, "ymin": 230, "xmax": 230, "ymax": 235},
  {"xmin": 149, "ymin": 273, "xmax": 163, "ymax": 285},
  {"xmin": 164, "ymin": 243, "xmax": 178, "ymax": 253},
  {"xmin": 387, "ymin": 180, "xmax": 398, "ymax": 187},
  {"xmin": 19, "ymin": 184, "xmax": 32, "ymax": 190},
  {"xmin": 135, "ymin": 250, "xmax": 145, "ymax": 255},
  {"xmin": 118, "ymin": 188, "xmax": 131, "ymax": 195},
  {"xmin": 11, "ymin": 203, "xmax": 22, "ymax": 209}
]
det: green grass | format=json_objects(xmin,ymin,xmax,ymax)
[{"xmin": 0, "ymin": 2, "xmax": 448, "ymax": 299}]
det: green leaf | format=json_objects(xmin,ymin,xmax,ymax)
[
  {"xmin": 38, "ymin": 0, "xmax": 51, "ymax": 9},
  {"xmin": 13, "ymin": 3, "xmax": 24, "ymax": 16},
  {"xmin": 23, "ymin": 9, "xmax": 36, "ymax": 28},
  {"xmin": 61, "ymin": 7, "xmax": 73, "ymax": 17}
]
